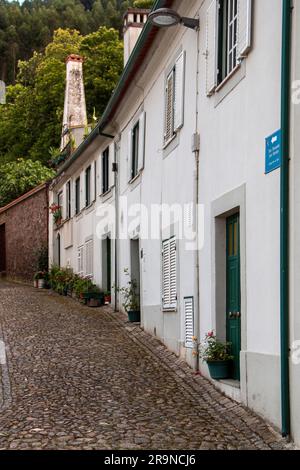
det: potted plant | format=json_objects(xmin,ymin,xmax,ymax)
[
  {"xmin": 34, "ymin": 271, "xmax": 46, "ymax": 289},
  {"xmin": 104, "ymin": 291, "xmax": 111, "ymax": 305},
  {"xmin": 199, "ymin": 332, "xmax": 234, "ymax": 380},
  {"xmin": 116, "ymin": 272, "xmax": 140, "ymax": 323},
  {"xmin": 49, "ymin": 203, "xmax": 62, "ymax": 227}
]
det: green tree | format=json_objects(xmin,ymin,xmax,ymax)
[{"xmin": 0, "ymin": 158, "xmax": 55, "ymax": 207}]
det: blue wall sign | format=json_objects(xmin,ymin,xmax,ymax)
[{"xmin": 265, "ymin": 130, "xmax": 282, "ymax": 174}]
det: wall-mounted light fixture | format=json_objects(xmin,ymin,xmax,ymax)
[{"xmin": 148, "ymin": 8, "xmax": 199, "ymax": 31}]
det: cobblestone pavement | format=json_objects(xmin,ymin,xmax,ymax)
[{"xmin": 0, "ymin": 281, "xmax": 293, "ymax": 450}]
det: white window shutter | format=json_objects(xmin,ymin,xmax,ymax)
[
  {"xmin": 169, "ymin": 237, "xmax": 177, "ymax": 308},
  {"xmin": 91, "ymin": 162, "xmax": 95, "ymax": 202},
  {"xmin": 162, "ymin": 237, "xmax": 177, "ymax": 310},
  {"xmin": 138, "ymin": 111, "xmax": 146, "ymax": 172},
  {"xmin": 174, "ymin": 51, "xmax": 185, "ymax": 131},
  {"xmin": 162, "ymin": 240, "xmax": 171, "ymax": 309},
  {"xmin": 206, "ymin": 0, "xmax": 219, "ymax": 96},
  {"xmin": 85, "ymin": 240, "xmax": 93, "ymax": 277},
  {"xmin": 78, "ymin": 246, "xmax": 84, "ymax": 275},
  {"xmin": 237, "ymin": 0, "xmax": 252, "ymax": 58},
  {"xmin": 127, "ymin": 129, "xmax": 133, "ymax": 182},
  {"xmin": 109, "ymin": 143, "xmax": 114, "ymax": 188},
  {"xmin": 164, "ymin": 71, "xmax": 175, "ymax": 144},
  {"xmin": 184, "ymin": 297, "xmax": 194, "ymax": 349}
]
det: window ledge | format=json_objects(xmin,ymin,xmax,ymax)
[
  {"xmin": 100, "ymin": 188, "xmax": 113, "ymax": 202},
  {"xmin": 129, "ymin": 173, "xmax": 141, "ymax": 185},
  {"xmin": 163, "ymin": 133, "xmax": 177, "ymax": 150},
  {"xmin": 215, "ymin": 63, "xmax": 242, "ymax": 93}
]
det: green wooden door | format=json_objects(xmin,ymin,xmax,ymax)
[{"xmin": 226, "ymin": 214, "xmax": 241, "ymax": 380}]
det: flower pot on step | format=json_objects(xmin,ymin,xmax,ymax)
[
  {"xmin": 207, "ymin": 360, "xmax": 232, "ymax": 380},
  {"xmin": 127, "ymin": 310, "xmax": 140, "ymax": 323},
  {"xmin": 38, "ymin": 279, "xmax": 45, "ymax": 289}
]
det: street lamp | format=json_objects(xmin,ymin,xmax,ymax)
[{"xmin": 148, "ymin": 8, "xmax": 199, "ymax": 31}]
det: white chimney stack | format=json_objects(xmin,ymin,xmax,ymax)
[
  {"xmin": 123, "ymin": 9, "xmax": 150, "ymax": 66},
  {"xmin": 61, "ymin": 54, "xmax": 88, "ymax": 151}
]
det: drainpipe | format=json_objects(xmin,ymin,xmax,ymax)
[
  {"xmin": 280, "ymin": 0, "xmax": 292, "ymax": 439},
  {"xmin": 193, "ymin": 17, "xmax": 201, "ymax": 370}
]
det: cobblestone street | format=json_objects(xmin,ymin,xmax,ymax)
[{"xmin": 0, "ymin": 281, "xmax": 292, "ymax": 450}]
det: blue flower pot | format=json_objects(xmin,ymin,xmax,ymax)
[
  {"xmin": 207, "ymin": 360, "xmax": 232, "ymax": 380},
  {"xmin": 128, "ymin": 310, "xmax": 140, "ymax": 323}
]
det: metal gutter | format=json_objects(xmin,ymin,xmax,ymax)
[
  {"xmin": 56, "ymin": 0, "xmax": 172, "ymax": 178},
  {"xmin": 280, "ymin": 0, "xmax": 292, "ymax": 439}
]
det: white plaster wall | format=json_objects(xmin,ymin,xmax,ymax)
[{"xmin": 198, "ymin": 0, "xmax": 282, "ymax": 427}]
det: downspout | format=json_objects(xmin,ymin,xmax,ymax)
[
  {"xmin": 193, "ymin": 16, "xmax": 201, "ymax": 370},
  {"xmin": 280, "ymin": 0, "xmax": 292, "ymax": 438},
  {"xmin": 114, "ymin": 140, "xmax": 120, "ymax": 312}
]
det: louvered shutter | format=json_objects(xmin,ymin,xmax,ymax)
[
  {"xmin": 109, "ymin": 143, "xmax": 114, "ymax": 188},
  {"xmin": 138, "ymin": 111, "xmax": 146, "ymax": 172},
  {"xmin": 169, "ymin": 237, "xmax": 177, "ymax": 308},
  {"xmin": 162, "ymin": 240, "xmax": 171, "ymax": 309},
  {"xmin": 162, "ymin": 237, "xmax": 177, "ymax": 309},
  {"xmin": 237, "ymin": 0, "xmax": 252, "ymax": 58},
  {"xmin": 206, "ymin": 0, "xmax": 219, "ymax": 95},
  {"xmin": 164, "ymin": 71, "xmax": 175, "ymax": 144},
  {"xmin": 78, "ymin": 246, "xmax": 84, "ymax": 275},
  {"xmin": 184, "ymin": 297, "xmax": 194, "ymax": 349},
  {"xmin": 174, "ymin": 51, "xmax": 185, "ymax": 131},
  {"xmin": 85, "ymin": 240, "xmax": 93, "ymax": 277},
  {"xmin": 127, "ymin": 129, "xmax": 133, "ymax": 182}
]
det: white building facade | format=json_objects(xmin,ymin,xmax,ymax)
[{"xmin": 49, "ymin": 0, "xmax": 300, "ymax": 445}]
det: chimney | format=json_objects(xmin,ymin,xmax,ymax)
[
  {"xmin": 123, "ymin": 9, "xmax": 150, "ymax": 66},
  {"xmin": 61, "ymin": 54, "xmax": 88, "ymax": 151}
]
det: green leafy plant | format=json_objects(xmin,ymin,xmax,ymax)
[
  {"xmin": 49, "ymin": 203, "xmax": 62, "ymax": 225},
  {"xmin": 34, "ymin": 271, "xmax": 46, "ymax": 280},
  {"xmin": 115, "ymin": 269, "xmax": 140, "ymax": 312},
  {"xmin": 199, "ymin": 332, "xmax": 234, "ymax": 363}
]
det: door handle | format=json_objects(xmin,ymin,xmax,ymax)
[{"xmin": 236, "ymin": 312, "xmax": 241, "ymax": 318}]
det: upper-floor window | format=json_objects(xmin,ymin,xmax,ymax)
[
  {"xmin": 164, "ymin": 51, "xmax": 185, "ymax": 146},
  {"xmin": 102, "ymin": 147, "xmax": 109, "ymax": 194},
  {"xmin": 75, "ymin": 177, "xmax": 80, "ymax": 215},
  {"xmin": 66, "ymin": 180, "xmax": 71, "ymax": 219},
  {"xmin": 57, "ymin": 190, "xmax": 63, "ymax": 218},
  {"xmin": 218, "ymin": 0, "xmax": 238, "ymax": 82},
  {"xmin": 94, "ymin": 160, "xmax": 97, "ymax": 201},
  {"xmin": 85, "ymin": 165, "xmax": 91, "ymax": 207},
  {"xmin": 128, "ymin": 111, "xmax": 146, "ymax": 182},
  {"xmin": 206, "ymin": 0, "xmax": 253, "ymax": 95},
  {"xmin": 131, "ymin": 121, "xmax": 139, "ymax": 180}
]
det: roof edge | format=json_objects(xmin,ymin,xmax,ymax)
[{"xmin": 0, "ymin": 182, "xmax": 48, "ymax": 215}]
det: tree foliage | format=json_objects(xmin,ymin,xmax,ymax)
[
  {"xmin": 0, "ymin": 26, "xmax": 123, "ymax": 165},
  {"xmin": 0, "ymin": 158, "xmax": 55, "ymax": 207},
  {"xmin": 0, "ymin": 0, "xmax": 135, "ymax": 84}
]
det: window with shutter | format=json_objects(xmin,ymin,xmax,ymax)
[
  {"xmin": 162, "ymin": 237, "xmax": 177, "ymax": 310},
  {"xmin": 102, "ymin": 147, "xmax": 109, "ymax": 194},
  {"xmin": 85, "ymin": 240, "xmax": 93, "ymax": 278},
  {"xmin": 184, "ymin": 297, "xmax": 195, "ymax": 349},
  {"xmin": 164, "ymin": 69, "xmax": 175, "ymax": 144},
  {"xmin": 85, "ymin": 165, "xmax": 91, "ymax": 207},
  {"xmin": 174, "ymin": 51, "xmax": 185, "ymax": 131},
  {"xmin": 75, "ymin": 177, "xmax": 80, "ymax": 215},
  {"xmin": 207, "ymin": 0, "xmax": 252, "ymax": 94},
  {"xmin": 237, "ymin": 0, "xmax": 252, "ymax": 58},
  {"xmin": 77, "ymin": 246, "xmax": 84, "ymax": 275},
  {"xmin": 66, "ymin": 180, "xmax": 71, "ymax": 219},
  {"xmin": 137, "ymin": 111, "xmax": 146, "ymax": 172}
]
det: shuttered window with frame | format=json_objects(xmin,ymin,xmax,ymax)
[
  {"xmin": 164, "ymin": 69, "xmax": 175, "ymax": 145},
  {"xmin": 184, "ymin": 297, "xmax": 195, "ymax": 349},
  {"xmin": 85, "ymin": 239, "xmax": 93, "ymax": 278},
  {"xmin": 77, "ymin": 246, "xmax": 84, "ymax": 275},
  {"xmin": 162, "ymin": 237, "xmax": 177, "ymax": 310},
  {"xmin": 127, "ymin": 111, "xmax": 146, "ymax": 183},
  {"xmin": 164, "ymin": 51, "xmax": 185, "ymax": 144},
  {"xmin": 206, "ymin": 0, "xmax": 253, "ymax": 95}
]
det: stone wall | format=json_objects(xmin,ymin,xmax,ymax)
[{"xmin": 0, "ymin": 185, "xmax": 48, "ymax": 282}]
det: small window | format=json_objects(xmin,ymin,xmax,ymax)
[
  {"xmin": 218, "ymin": 0, "xmax": 238, "ymax": 83},
  {"xmin": 131, "ymin": 121, "xmax": 139, "ymax": 180},
  {"xmin": 57, "ymin": 191, "xmax": 63, "ymax": 218},
  {"xmin": 85, "ymin": 165, "xmax": 91, "ymax": 207},
  {"xmin": 66, "ymin": 180, "xmax": 71, "ymax": 219},
  {"xmin": 164, "ymin": 51, "xmax": 185, "ymax": 146},
  {"xmin": 162, "ymin": 237, "xmax": 177, "ymax": 310},
  {"xmin": 75, "ymin": 177, "xmax": 80, "ymax": 215},
  {"xmin": 102, "ymin": 148, "xmax": 109, "ymax": 194}
]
